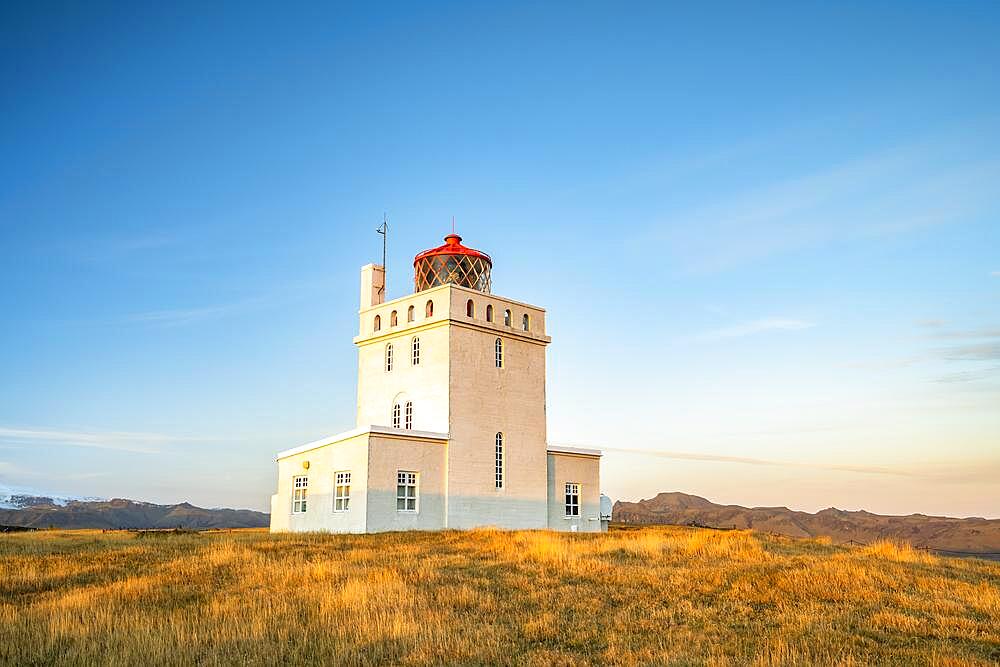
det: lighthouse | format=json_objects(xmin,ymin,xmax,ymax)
[{"xmin": 269, "ymin": 232, "xmax": 602, "ymax": 533}]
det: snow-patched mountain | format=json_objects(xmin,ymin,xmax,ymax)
[
  {"xmin": 0, "ymin": 485, "xmax": 105, "ymax": 510},
  {"xmin": 0, "ymin": 486, "xmax": 268, "ymax": 529}
]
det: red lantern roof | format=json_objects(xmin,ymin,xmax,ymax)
[{"xmin": 413, "ymin": 234, "xmax": 492, "ymax": 267}]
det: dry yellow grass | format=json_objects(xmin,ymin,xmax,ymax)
[{"xmin": 1, "ymin": 526, "xmax": 998, "ymax": 665}]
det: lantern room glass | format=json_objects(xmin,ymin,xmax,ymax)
[{"xmin": 414, "ymin": 254, "xmax": 492, "ymax": 293}]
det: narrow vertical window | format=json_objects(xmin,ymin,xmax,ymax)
[
  {"xmin": 373, "ymin": 315, "xmax": 381, "ymax": 332},
  {"xmin": 411, "ymin": 337, "xmax": 420, "ymax": 365},
  {"xmin": 390, "ymin": 310, "xmax": 398, "ymax": 327},
  {"xmin": 425, "ymin": 300, "xmax": 434, "ymax": 317},
  {"xmin": 385, "ymin": 343, "xmax": 393, "ymax": 372},
  {"xmin": 334, "ymin": 471, "xmax": 351, "ymax": 512},
  {"xmin": 404, "ymin": 401, "xmax": 413, "ymax": 429},
  {"xmin": 466, "ymin": 299, "xmax": 475, "ymax": 318},
  {"xmin": 495, "ymin": 432, "xmax": 504, "ymax": 489},
  {"xmin": 392, "ymin": 403, "xmax": 401, "ymax": 428},
  {"xmin": 495, "ymin": 338, "xmax": 503, "ymax": 368},
  {"xmin": 407, "ymin": 305, "xmax": 415, "ymax": 322},
  {"xmin": 292, "ymin": 476, "xmax": 308, "ymax": 513},
  {"xmin": 396, "ymin": 471, "xmax": 418, "ymax": 511},
  {"xmin": 503, "ymin": 309, "xmax": 511, "ymax": 326},
  {"xmin": 522, "ymin": 314, "xmax": 530, "ymax": 331},
  {"xmin": 565, "ymin": 483, "xmax": 580, "ymax": 517},
  {"xmin": 486, "ymin": 304, "xmax": 494, "ymax": 322}
]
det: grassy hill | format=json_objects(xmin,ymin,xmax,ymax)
[{"xmin": 2, "ymin": 526, "xmax": 998, "ymax": 665}]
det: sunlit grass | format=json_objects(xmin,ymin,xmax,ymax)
[{"xmin": 2, "ymin": 526, "xmax": 998, "ymax": 665}]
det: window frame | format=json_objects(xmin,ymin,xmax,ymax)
[
  {"xmin": 396, "ymin": 471, "xmax": 418, "ymax": 512},
  {"xmin": 334, "ymin": 471, "xmax": 351, "ymax": 512},
  {"xmin": 373, "ymin": 314, "xmax": 381, "ymax": 332},
  {"xmin": 392, "ymin": 402, "xmax": 401, "ymax": 428},
  {"xmin": 425, "ymin": 300, "xmax": 434, "ymax": 318},
  {"xmin": 522, "ymin": 313, "xmax": 530, "ymax": 331},
  {"xmin": 503, "ymin": 309, "xmax": 512, "ymax": 327},
  {"xmin": 404, "ymin": 400, "xmax": 413, "ymax": 429},
  {"xmin": 292, "ymin": 475, "xmax": 308, "ymax": 514},
  {"xmin": 466, "ymin": 299, "xmax": 475, "ymax": 318},
  {"xmin": 564, "ymin": 482, "xmax": 580, "ymax": 517},
  {"xmin": 385, "ymin": 342, "xmax": 394, "ymax": 372},
  {"xmin": 495, "ymin": 432, "xmax": 504, "ymax": 489},
  {"xmin": 486, "ymin": 304, "xmax": 494, "ymax": 323},
  {"xmin": 407, "ymin": 305, "xmax": 415, "ymax": 322},
  {"xmin": 495, "ymin": 337, "xmax": 503, "ymax": 368},
  {"xmin": 390, "ymin": 310, "xmax": 398, "ymax": 327},
  {"xmin": 411, "ymin": 336, "xmax": 420, "ymax": 365}
]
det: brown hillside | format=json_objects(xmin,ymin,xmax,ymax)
[
  {"xmin": 613, "ymin": 492, "xmax": 1000, "ymax": 556},
  {"xmin": 0, "ymin": 498, "xmax": 268, "ymax": 530}
]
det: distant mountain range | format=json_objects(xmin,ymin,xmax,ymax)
[
  {"xmin": 614, "ymin": 492, "xmax": 1000, "ymax": 556},
  {"xmin": 0, "ymin": 491, "xmax": 269, "ymax": 530}
]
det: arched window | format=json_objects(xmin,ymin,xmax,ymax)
[
  {"xmin": 522, "ymin": 314, "xmax": 530, "ymax": 331},
  {"xmin": 385, "ymin": 343, "xmax": 393, "ymax": 372},
  {"xmin": 404, "ymin": 401, "xmax": 413, "ymax": 429},
  {"xmin": 391, "ymin": 402, "xmax": 401, "ymax": 428},
  {"xmin": 466, "ymin": 299, "xmax": 474, "ymax": 318},
  {"xmin": 495, "ymin": 338, "xmax": 503, "ymax": 368},
  {"xmin": 495, "ymin": 432, "xmax": 504, "ymax": 489},
  {"xmin": 390, "ymin": 310, "xmax": 398, "ymax": 327},
  {"xmin": 425, "ymin": 300, "xmax": 434, "ymax": 318},
  {"xmin": 407, "ymin": 305, "xmax": 415, "ymax": 322},
  {"xmin": 373, "ymin": 314, "xmax": 381, "ymax": 332},
  {"xmin": 486, "ymin": 304, "xmax": 494, "ymax": 323},
  {"xmin": 411, "ymin": 337, "xmax": 420, "ymax": 365},
  {"xmin": 503, "ymin": 309, "xmax": 511, "ymax": 327}
]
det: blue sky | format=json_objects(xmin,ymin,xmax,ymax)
[{"xmin": 2, "ymin": 2, "xmax": 998, "ymax": 516}]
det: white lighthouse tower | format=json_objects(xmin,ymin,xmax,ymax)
[{"xmin": 269, "ymin": 232, "xmax": 602, "ymax": 533}]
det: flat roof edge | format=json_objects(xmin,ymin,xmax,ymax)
[
  {"xmin": 276, "ymin": 425, "xmax": 449, "ymax": 460},
  {"xmin": 547, "ymin": 444, "xmax": 603, "ymax": 457}
]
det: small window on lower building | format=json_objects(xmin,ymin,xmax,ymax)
[
  {"xmin": 334, "ymin": 471, "xmax": 351, "ymax": 512},
  {"xmin": 292, "ymin": 476, "xmax": 308, "ymax": 513},
  {"xmin": 564, "ymin": 482, "xmax": 579, "ymax": 517},
  {"xmin": 396, "ymin": 471, "xmax": 418, "ymax": 511}
]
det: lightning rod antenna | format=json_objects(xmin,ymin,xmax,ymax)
[{"xmin": 376, "ymin": 213, "xmax": 388, "ymax": 298}]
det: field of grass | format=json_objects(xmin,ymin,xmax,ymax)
[{"xmin": 2, "ymin": 526, "xmax": 999, "ymax": 666}]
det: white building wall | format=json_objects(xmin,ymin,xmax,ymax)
[
  {"xmin": 365, "ymin": 434, "xmax": 447, "ymax": 532},
  {"xmin": 547, "ymin": 451, "xmax": 602, "ymax": 532},
  {"xmin": 446, "ymin": 286, "xmax": 551, "ymax": 529},
  {"xmin": 355, "ymin": 287, "xmax": 451, "ymax": 434},
  {"xmin": 270, "ymin": 432, "xmax": 370, "ymax": 533}
]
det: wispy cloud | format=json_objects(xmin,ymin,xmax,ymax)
[
  {"xmin": 643, "ymin": 134, "xmax": 1000, "ymax": 273},
  {"xmin": 126, "ymin": 300, "xmax": 258, "ymax": 327},
  {"xmin": 568, "ymin": 444, "xmax": 921, "ymax": 477},
  {"xmin": 927, "ymin": 327, "xmax": 1000, "ymax": 340},
  {"xmin": 0, "ymin": 427, "xmax": 217, "ymax": 454},
  {"xmin": 933, "ymin": 367, "xmax": 1000, "ymax": 383},
  {"xmin": 939, "ymin": 342, "xmax": 1000, "ymax": 362},
  {"xmin": 699, "ymin": 318, "xmax": 815, "ymax": 341},
  {"xmin": 991, "ymin": 270, "xmax": 1000, "ymax": 277}
]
